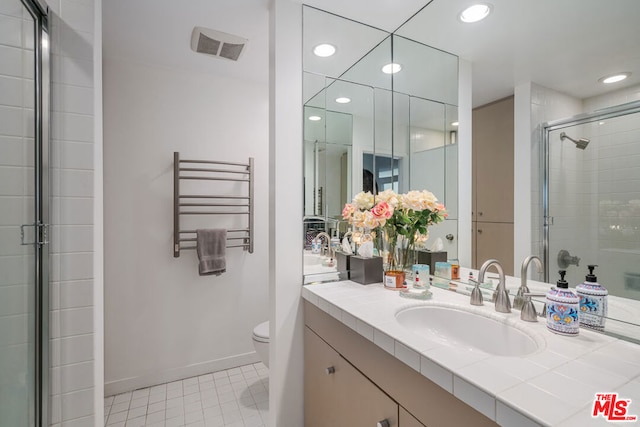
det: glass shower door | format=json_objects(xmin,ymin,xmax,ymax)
[
  {"xmin": 545, "ymin": 105, "xmax": 640, "ymax": 299},
  {"xmin": 0, "ymin": 0, "xmax": 48, "ymax": 425}
]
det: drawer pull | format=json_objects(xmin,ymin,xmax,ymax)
[
  {"xmin": 325, "ymin": 366, "xmax": 335, "ymax": 375},
  {"xmin": 377, "ymin": 420, "xmax": 390, "ymax": 427}
]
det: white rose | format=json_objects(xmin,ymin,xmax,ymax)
[
  {"xmin": 401, "ymin": 190, "xmax": 423, "ymax": 211},
  {"xmin": 353, "ymin": 191, "xmax": 374, "ymax": 210},
  {"xmin": 376, "ymin": 189, "xmax": 399, "ymax": 209},
  {"xmin": 420, "ymin": 190, "xmax": 438, "ymax": 211},
  {"xmin": 363, "ymin": 211, "xmax": 380, "ymax": 229}
]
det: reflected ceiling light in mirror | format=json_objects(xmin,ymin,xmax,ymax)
[
  {"xmin": 308, "ymin": 115, "xmax": 322, "ymax": 121},
  {"xmin": 313, "ymin": 43, "xmax": 336, "ymax": 57},
  {"xmin": 599, "ymin": 72, "xmax": 631, "ymax": 84},
  {"xmin": 458, "ymin": 3, "xmax": 492, "ymax": 23},
  {"xmin": 382, "ymin": 63, "xmax": 402, "ymax": 74},
  {"xmin": 335, "ymin": 97, "xmax": 351, "ymax": 104},
  {"xmin": 451, "ymin": 121, "xmax": 459, "ymax": 126}
]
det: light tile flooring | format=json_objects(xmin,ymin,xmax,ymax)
[{"xmin": 104, "ymin": 363, "xmax": 269, "ymax": 427}]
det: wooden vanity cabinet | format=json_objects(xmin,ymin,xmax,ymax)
[
  {"xmin": 399, "ymin": 407, "xmax": 426, "ymax": 427},
  {"xmin": 305, "ymin": 327, "xmax": 398, "ymax": 427},
  {"xmin": 304, "ymin": 301, "xmax": 498, "ymax": 427}
]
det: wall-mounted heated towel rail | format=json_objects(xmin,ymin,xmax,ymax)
[{"xmin": 173, "ymin": 152, "xmax": 254, "ymax": 257}]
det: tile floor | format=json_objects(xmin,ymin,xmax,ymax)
[{"xmin": 104, "ymin": 363, "xmax": 269, "ymax": 427}]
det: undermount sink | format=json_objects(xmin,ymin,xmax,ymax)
[{"xmin": 395, "ymin": 305, "xmax": 539, "ymax": 357}]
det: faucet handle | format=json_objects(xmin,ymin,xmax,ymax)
[
  {"xmin": 470, "ymin": 280, "xmax": 483, "ymax": 306},
  {"xmin": 521, "ymin": 293, "xmax": 547, "ymax": 322}
]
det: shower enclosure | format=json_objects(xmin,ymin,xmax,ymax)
[
  {"xmin": 0, "ymin": 0, "xmax": 50, "ymax": 425},
  {"xmin": 543, "ymin": 101, "xmax": 640, "ymax": 300}
]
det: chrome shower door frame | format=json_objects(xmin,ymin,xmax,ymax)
[
  {"xmin": 541, "ymin": 100, "xmax": 640, "ymax": 282},
  {"xmin": 20, "ymin": 0, "xmax": 51, "ymax": 425}
]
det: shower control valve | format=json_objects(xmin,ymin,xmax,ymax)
[{"xmin": 557, "ymin": 249, "xmax": 580, "ymax": 268}]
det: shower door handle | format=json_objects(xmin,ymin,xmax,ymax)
[{"xmin": 20, "ymin": 223, "xmax": 49, "ymax": 247}]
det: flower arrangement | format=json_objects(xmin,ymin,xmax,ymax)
[{"xmin": 342, "ymin": 189, "xmax": 447, "ymax": 272}]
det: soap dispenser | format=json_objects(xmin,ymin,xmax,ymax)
[
  {"xmin": 546, "ymin": 270, "xmax": 580, "ymax": 336},
  {"xmin": 576, "ymin": 265, "xmax": 608, "ymax": 331}
]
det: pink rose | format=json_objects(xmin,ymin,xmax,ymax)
[
  {"xmin": 342, "ymin": 203, "xmax": 356, "ymax": 220},
  {"xmin": 371, "ymin": 202, "xmax": 393, "ymax": 220},
  {"xmin": 435, "ymin": 203, "xmax": 448, "ymax": 218}
]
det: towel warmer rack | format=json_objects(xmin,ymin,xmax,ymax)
[{"xmin": 173, "ymin": 152, "xmax": 254, "ymax": 257}]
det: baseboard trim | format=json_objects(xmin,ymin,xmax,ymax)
[{"xmin": 104, "ymin": 351, "xmax": 261, "ymax": 397}]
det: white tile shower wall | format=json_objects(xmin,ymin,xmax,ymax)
[
  {"xmin": 0, "ymin": 5, "xmax": 35, "ymax": 425},
  {"xmin": 584, "ymin": 83, "xmax": 640, "ymax": 113},
  {"xmin": 102, "ymin": 59, "xmax": 269, "ymax": 395},
  {"xmin": 589, "ymin": 113, "xmax": 640, "ymax": 297},
  {"xmin": 47, "ymin": 0, "xmax": 98, "ymax": 425}
]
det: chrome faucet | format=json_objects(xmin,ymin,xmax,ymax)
[
  {"xmin": 478, "ymin": 259, "xmax": 511, "ymax": 313},
  {"xmin": 313, "ymin": 232, "xmax": 332, "ymax": 257},
  {"xmin": 514, "ymin": 255, "xmax": 544, "ymax": 310}
]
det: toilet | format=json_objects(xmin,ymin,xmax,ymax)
[{"xmin": 252, "ymin": 321, "xmax": 269, "ymax": 368}]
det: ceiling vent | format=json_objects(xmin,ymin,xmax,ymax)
[{"xmin": 190, "ymin": 27, "xmax": 247, "ymax": 61}]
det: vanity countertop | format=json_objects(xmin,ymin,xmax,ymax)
[{"xmin": 301, "ymin": 275, "xmax": 640, "ymax": 426}]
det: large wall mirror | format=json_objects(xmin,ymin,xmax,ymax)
[
  {"xmin": 301, "ymin": 0, "xmax": 640, "ymax": 342},
  {"xmin": 302, "ymin": 5, "xmax": 459, "ymax": 282}
]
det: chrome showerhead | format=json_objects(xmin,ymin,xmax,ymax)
[{"xmin": 560, "ymin": 132, "xmax": 590, "ymax": 150}]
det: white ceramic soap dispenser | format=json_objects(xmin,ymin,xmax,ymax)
[
  {"xmin": 576, "ymin": 265, "xmax": 608, "ymax": 331},
  {"xmin": 546, "ymin": 270, "xmax": 580, "ymax": 336}
]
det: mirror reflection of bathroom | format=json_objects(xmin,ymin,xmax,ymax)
[
  {"xmin": 300, "ymin": 0, "xmax": 640, "ymax": 342},
  {"xmin": 363, "ymin": 154, "xmax": 399, "ymax": 193},
  {"xmin": 302, "ymin": 5, "xmax": 459, "ymax": 279},
  {"xmin": 545, "ymin": 108, "xmax": 640, "ymax": 300}
]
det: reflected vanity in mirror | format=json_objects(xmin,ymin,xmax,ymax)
[{"xmin": 301, "ymin": 0, "xmax": 640, "ymax": 343}]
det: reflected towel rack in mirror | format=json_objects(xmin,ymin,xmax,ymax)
[{"xmin": 173, "ymin": 152, "xmax": 254, "ymax": 257}]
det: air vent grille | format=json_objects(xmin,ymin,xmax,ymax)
[
  {"xmin": 196, "ymin": 34, "xmax": 221, "ymax": 56},
  {"xmin": 191, "ymin": 27, "xmax": 247, "ymax": 62},
  {"xmin": 219, "ymin": 43, "xmax": 244, "ymax": 61}
]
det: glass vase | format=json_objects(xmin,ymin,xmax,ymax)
[{"xmin": 380, "ymin": 228, "xmax": 409, "ymax": 288}]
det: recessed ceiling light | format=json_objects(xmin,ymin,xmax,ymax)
[
  {"xmin": 382, "ymin": 63, "xmax": 402, "ymax": 74},
  {"xmin": 451, "ymin": 121, "xmax": 459, "ymax": 127},
  {"xmin": 308, "ymin": 115, "xmax": 322, "ymax": 121},
  {"xmin": 459, "ymin": 3, "xmax": 492, "ymax": 23},
  {"xmin": 599, "ymin": 72, "xmax": 631, "ymax": 84},
  {"xmin": 335, "ymin": 97, "xmax": 351, "ymax": 104},
  {"xmin": 313, "ymin": 44, "xmax": 336, "ymax": 57},
  {"xmin": 598, "ymin": 121, "xmax": 606, "ymax": 126}
]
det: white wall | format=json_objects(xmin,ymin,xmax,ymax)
[
  {"xmin": 102, "ymin": 59, "xmax": 269, "ymax": 395},
  {"xmin": 46, "ymin": 0, "xmax": 102, "ymax": 425},
  {"xmin": 269, "ymin": 0, "xmax": 304, "ymax": 425}
]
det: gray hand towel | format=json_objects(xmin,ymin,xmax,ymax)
[{"xmin": 196, "ymin": 229, "xmax": 227, "ymax": 276}]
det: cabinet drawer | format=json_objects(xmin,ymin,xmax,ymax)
[{"xmin": 305, "ymin": 326, "xmax": 398, "ymax": 427}]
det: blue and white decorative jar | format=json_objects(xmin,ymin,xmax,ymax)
[
  {"xmin": 546, "ymin": 270, "xmax": 580, "ymax": 336},
  {"xmin": 576, "ymin": 265, "xmax": 608, "ymax": 331}
]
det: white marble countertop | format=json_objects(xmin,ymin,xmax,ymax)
[{"xmin": 301, "ymin": 274, "xmax": 640, "ymax": 426}]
